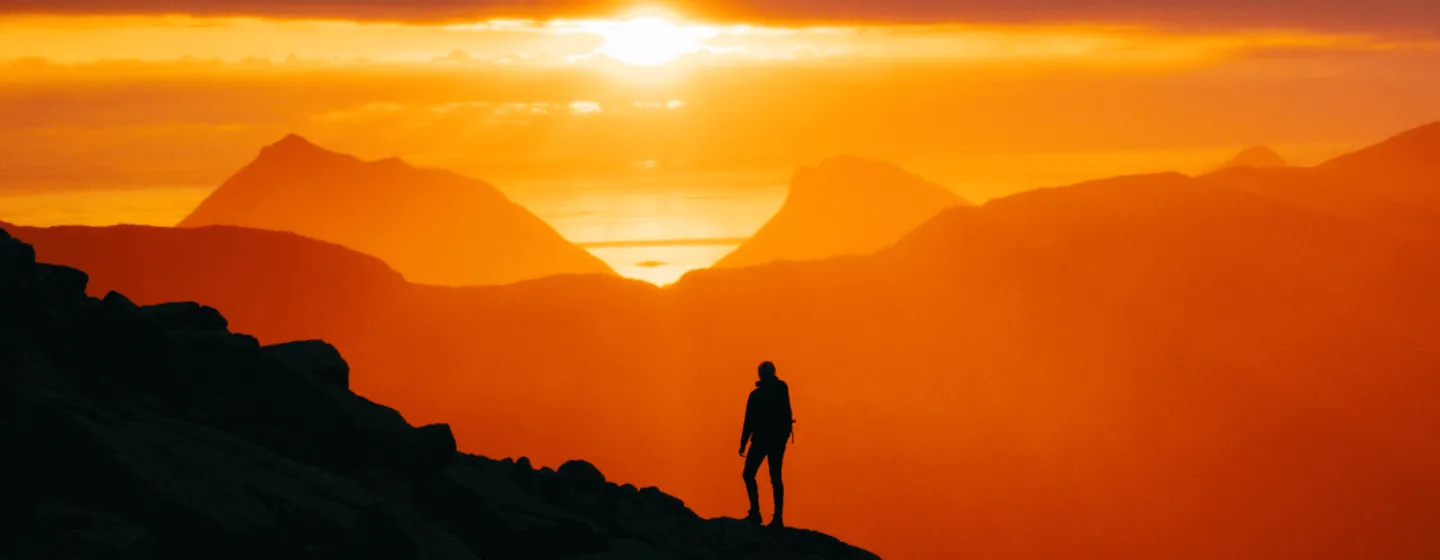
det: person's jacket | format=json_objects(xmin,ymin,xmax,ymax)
[{"xmin": 741, "ymin": 377, "xmax": 793, "ymax": 448}]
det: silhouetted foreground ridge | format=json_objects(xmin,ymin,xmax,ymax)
[{"xmin": 0, "ymin": 229, "xmax": 877, "ymax": 560}]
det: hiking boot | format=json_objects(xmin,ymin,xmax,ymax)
[
  {"xmin": 744, "ymin": 510, "xmax": 763, "ymax": 525},
  {"xmin": 767, "ymin": 514, "xmax": 784, "ymax": 529}
]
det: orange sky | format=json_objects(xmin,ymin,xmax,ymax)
[
  {"xmin": 2, "ymin": 10, "xmax": 1438, "ymax": 283},
  {"xmin": 5, "ymin": 6, "xmax": 1440, "ymax": 557},
  {"xmin": 4, "ymin": 12, "xmax": 1435, "ymax": 184}
]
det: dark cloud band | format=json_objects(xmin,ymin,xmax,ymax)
[{"xmin": 6, "ymin": 0, "xmax": 1439, "ymax": 34}]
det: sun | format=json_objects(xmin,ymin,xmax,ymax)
[{"xmin": 591, "ymin": 16, "xmax": 714, "ymax": 66}]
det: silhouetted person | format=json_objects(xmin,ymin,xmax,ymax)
[{"xmin": 740, "ymin": 361, "xmax": 793, "ymax": 528}]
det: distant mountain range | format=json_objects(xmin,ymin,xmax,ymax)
[
  {"xmin": 8, "ymin": 121, "xmax": 1440, "ymax": 559},
  {"xmin": 179, "ymin": 135, "xmax": 614, "ymax": 286},
  {"xmin": 714, "ymin": 156, "xmax": 969, "ymax": 269},
  {"xmin": 1199, "ymin": 121, "xmax": 1440, "ymax": 243}
]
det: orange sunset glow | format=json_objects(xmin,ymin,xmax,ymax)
[{"xmin": 3, "ymin": 0, "xmax": 1440, "ymax": 557}]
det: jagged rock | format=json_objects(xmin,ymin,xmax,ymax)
[
  {"xmin": 230, "ymin": 333, "xmax": 261, "ymax": 348},
  {"xmin": 558, "ymin": 460, "xmax": 607, "ymax": 492},
  {"xmin": 415, "ymin": 464, "xmax": 608, "ymax": 559},
  {"xmin": 0, "ymin": 227, "xmax": 35, "ymax": 266},
  {"xmin": 261, "ymin": 340, "xmax": 350, "ymax": 388},
  {"xmin": 36, "ymin": 264, "xmax": 87, "ymax": 298},
  {"xmin": 510, "ymin": 456, "xmax": 537, "ymax": 492},
  {"xmin": 102, "ymin": 290, "xmax": 139, "ymax": 312},
  {"xmin": 636, "ymin": 486, "xmax": 691, "ymax": 519},
  {"xmin": 139, "ymin": 301, "xmax": 229, "ymax": 332},
  {"xmin": 334, "ymin": 394, "xmax": 412, "ymax": 441},
  {"xmin": 384, "ymin": 423, "xmax": 457, "ymax": 474}
]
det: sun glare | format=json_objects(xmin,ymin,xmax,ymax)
[{"xmin": 590, "ymin": 16, "xmax": 714, "ymax": 65}]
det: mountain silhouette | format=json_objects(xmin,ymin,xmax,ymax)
[
  {"xmin": 1320, "ymin": 121, "xmax": 1440, "ymax": 170},
  {"xmin": 672, "ymin": 164, "xmax": 1440, "ymax": 558},
  {"xmin": 178, "ymin": 134, "xmax": 614, "ymax": 286},
  {"xmin": 9, "ymin": 122, "xmax": 1440, "ymax": 559},
  {"xmin": 1213, "ymin": 145, "xmax": 1287, "ymax": 171},
  {"xmin": 0, "ymin": 228, "xmax": 877, "ymax": 560},
  {"xmin": 713, "ymin": 156, "xmax": 969, "ymax": 269},
  {"xmin": 0, "ymin": 222, "xmax": 407, "ymax": 345},
  {"xmin": 1199, "ymin": 122, "xmax": 1440, "ymax": 244},
  {"xmin": 1315, "ymin": 121, "xmax": 1440, "ymax": 197}
]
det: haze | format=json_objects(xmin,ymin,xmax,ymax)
[{"xmin": 4, "ymin": 1, "xmax": 1440, "ymax": 558}]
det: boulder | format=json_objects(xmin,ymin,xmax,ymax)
[
  {"xmin": 260, "ymin": 340, "xmax": 349, "ymax": 389},
  {"xmin": 510, "ymin": 457, "xmax": 536, "ymax": 492},
  {"xmin": 35, "ymin": 264, "xmax": 87, "ymax": 298},
  {"xmin": 558, "ymin": 460, "xmax": 607, "ymax": 492},
  {"xmin": 0, "ymin": 230, "xmax": 36, "ymax": 268},
  {"xmin": 384, "ymin": 424, "xmax": 457, "ymax": 474},
  {"xmin": 139, "ymin": 302, "xmax": 228, "ymax": 332},
  {"xmin": 102, "ymin": 290, "xmax": 140, "ymax": 313}
]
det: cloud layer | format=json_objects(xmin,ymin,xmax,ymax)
[{"xmin": 5, "ymin": 0, "xmax": 1440, "ymax": 34}]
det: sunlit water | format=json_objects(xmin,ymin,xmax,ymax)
[
  {"xmin": 0, "ymin": 186, "xmax": 214, "ymax": 227},
  {"xmin": 497, "ymin": 178, "xmax": 787, "ymax": 285},
  {"xmin": 2, "ymin": 144, "xmax": 1338, "ymax": 286}
]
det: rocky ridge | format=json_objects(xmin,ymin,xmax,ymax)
[{"xmin": 0, "ymin": 228, "xmax": 877, "ymax": 560}]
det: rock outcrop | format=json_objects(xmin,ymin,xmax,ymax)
[{"xmin": 0, "ymin": 228, "xmax": 877, "ymax": 560}]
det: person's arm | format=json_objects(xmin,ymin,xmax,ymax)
[
  {"xmin": 782, "ymin": 384, "xmax": 794, "ymax": 439},
  {"xmin": 740, "ymin": 392, "xmax": 756, "ymax": 456},
  {"xmin": 783, "ymin": 382, "xmax": 794, "ymax": 428}
]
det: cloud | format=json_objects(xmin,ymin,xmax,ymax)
[
  {"xmin": 4, "ymin": 0, "xmax": 1439, "ymax": 35},
  {"xmin": 568, "ymin": 100, "xmax": 602, "ymax": 115},
  {"xmin": 431, "ymin": 49, "xmax": 477, "ymax": 64},
  {"xmin": 310, "ymin": 102, "xmax": 406, "ymax": 123}
]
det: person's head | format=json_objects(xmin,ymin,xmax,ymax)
[{"xmin": 758, "ymin": 361, "xmax": 776, "ymax": 381}]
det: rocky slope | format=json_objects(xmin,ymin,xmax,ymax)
[{"xmin": 0, "ymin": 228, "xmax": 877, "ymax": 560}]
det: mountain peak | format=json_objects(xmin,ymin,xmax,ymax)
[
  {"xmin": 794, "ymin": 156, "xmax": 919, "ymax": 194},
  {"xmin": 1215, "ymin": 145, "xmax": 1287, "ymax": 171},
  {"xmin": 257, "ymin": 133, "xmax": 337, "ymax": 161},
  {"xmin": 270, "ymin": 132, "xmax": 321, "ymax": 150},
  {"xmin": 180, "ymin": 137, "xmax": 615, "ymax": 285},
  {"xmin": 714, "ymin": 156, "xmax": 968, "ymax": 269},
  {"xmin": 374, "ymin": 155, "xmax": 411, "ymax": 169}
]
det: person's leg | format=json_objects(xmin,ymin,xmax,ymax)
[
  {"xmin": 767, "ymin": 441, "xmax": 787, "ymax": 526},
  {"xmin": 742, "ymin": 446, "xmax": 765, "ymax": 522}
]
